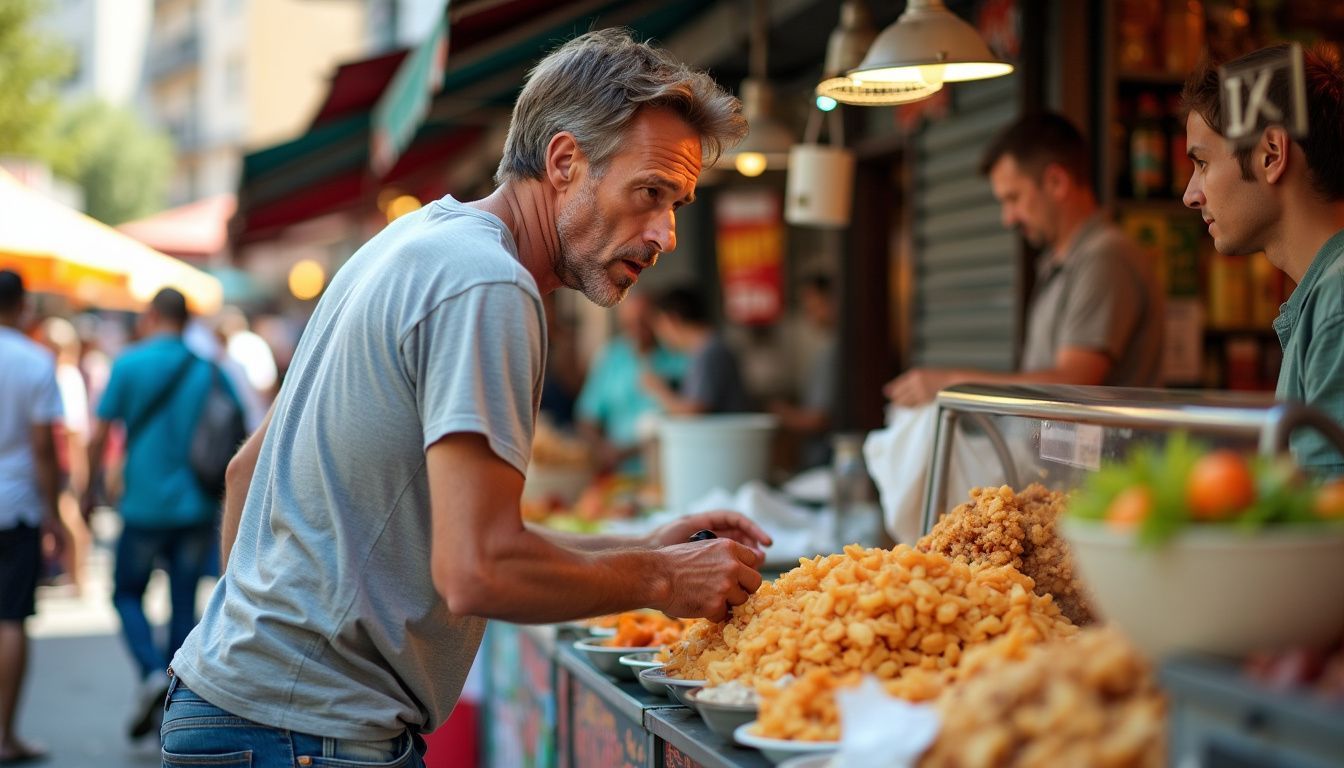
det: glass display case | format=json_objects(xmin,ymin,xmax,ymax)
[{"xmin": 920, "ymin": 384, "xmax": 1344, "ymax": 533}]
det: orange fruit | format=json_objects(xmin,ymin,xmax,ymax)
[
  {"xmin": 1315, "ymin": 480, "xmax": 1344, "ymax": 520},
  {"xmin": 1105, "ymin": 486, "xmax": 1153, "ymax": 530},
  {"xmin": 1186, "ymin": 451, "xmax": 1256, "ymax": 520}
]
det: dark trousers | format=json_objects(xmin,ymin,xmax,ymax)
[{"xmin": 113, "ymin": 522, "xmax": 215, "ymax": 678}]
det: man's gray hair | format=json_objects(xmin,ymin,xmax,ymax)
[{"xmin": 495, "ymin": 28, "xmax": 747, "ymax": 185}]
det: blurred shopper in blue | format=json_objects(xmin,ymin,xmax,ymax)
[
  {"xmin": 0, "ymin": 270, "xmax": 66, "ymax": 765},
  {"xmin": 577, "ymin": 291, "xmax": 685, "ymax": 473},
  {"xmin": 81, "ymin": 289, "xmax": 233, "ymax": 740}
]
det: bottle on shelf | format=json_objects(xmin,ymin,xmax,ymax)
[
  {"xmin": 1163, "ymin": 0, "xmax": 1206, "ymax": 75},
  {"xmin": 1131, "ymin": 93, "xmax": 1169, "ymax": 199},
  {"xmin": 1117, "ymin": 0, "xmax": 1164, "ymax": 73}
]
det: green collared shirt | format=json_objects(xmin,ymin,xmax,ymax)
[{"xmin": 1274, "ymin": 228, "xmax": 1344, "ymax": 477}]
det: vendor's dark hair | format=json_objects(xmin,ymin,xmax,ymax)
[
  {"xmin": 802, "ymin": 273, "xmax": 833, "ymax": 296},
  {"xmin": 1182, "ymin": 44, "xmax": 1344, "ymax": 201},
  {"xmin": 979, "ymin": 111, "xmax": 1091, "ymax": 186},
  {"xmin": 656, "ymin": 286, "xmax": 709, "ymax": 325},
  {"xmin": 0, "ymin": 270, "xmax": 24, "ymax": 314}
]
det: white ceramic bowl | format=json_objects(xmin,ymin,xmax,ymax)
[
  {"xmin": 618, "ymin": 651, "xmax": 663, "ymax": 674},
  {"xmin": 637, "ymin": 666, "xmax": 707, "ymax": 708},
  {"xmin": 573, "ymin": 639, "xmax": 660, "ymax": 679},
  {"xmin": 732, "ymin": 721, "xmax": 839, "ymax": 765},
  {"xmin": 1061, "ymin": 519, "xmax": 1344, "ymax": 658},
  {"xmin": 684, "ymin": 688, "xmax": 758, "ymax": 740},
  {"xmin": 776, "ymin": 757, "xmax": 836, "ymax": 768}
]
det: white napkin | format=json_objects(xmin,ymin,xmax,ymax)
[{"xmin": 832, "ymin": 677, "xmax": 940, "ymax": 768}]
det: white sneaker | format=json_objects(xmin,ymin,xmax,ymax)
[{"xmin": 128, "ymin": 672, "xmax": 169, "ymax": 740}]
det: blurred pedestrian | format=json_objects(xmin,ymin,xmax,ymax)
[
  {"xmin": 645, "ymin": 286, "xmax": 752, "ymax": 414},
  {"xmin": 576, "ymin": 291, "xmax": 686, "ymax": 473},
  {"xmin": 38, "ymin": 316, "xmax": 93, "ymax": 593},
  {"xmin": 165, "ymin": 28, "xmax": 765, "ymax": 767},
  {"xmin": 0, "ymin": 270, "xmax": 66, "ymax": 765},
  {"xmin": 81, "ymin": 289, "xmax": 229, "ymax": 740}
]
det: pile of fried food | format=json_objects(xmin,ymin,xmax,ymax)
[
  {"xmin": 917, "ymin": 484, "xmax": 1093, "ymax": 625},
  {"xmin": 662, "ymin": 484, "xmax": 1165, "ymax": 764}
]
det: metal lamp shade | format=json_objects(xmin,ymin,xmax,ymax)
[{"xmin": 849, "ymin": 0, "xmax": 1013, "ymax": 85}]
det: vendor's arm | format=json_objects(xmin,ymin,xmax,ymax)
[
  {"xmin": 528, "ymin": 509, "xmax": 771, "ymax": 560},
  {"xmin": 640, "ymin": 368, "xmax": 704, "ymax": 415},
  {"xmin": 428, "ymin": 431, "xmax": 764, "ymax": 623},
  {"xmin": 220, "ymin": 404, "xmax": 274, "ymax": 570},
  {"xmin": 884, "ymin": 346, "xmax": 1110, "ymax": 406}
]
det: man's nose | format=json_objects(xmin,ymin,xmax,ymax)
[
  {"xmin": 1182, "ymin": 176, "xmax": 1202, "ymax": 210},
  {"xmin": 647, "ymin": 209, "xmax": 676, "ymax": 254}
]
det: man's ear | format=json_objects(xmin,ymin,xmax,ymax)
[
  {"xmin": 1260, "ymin": 125, "xmax": 1289, "ymax": 185},
  {"xmin": 545, "ymin": 131, "xmax": 585, "ymax": 192},
  {"xmin": 1040, "ymin": 162, "xmax": 1072, "ymax": 200}
]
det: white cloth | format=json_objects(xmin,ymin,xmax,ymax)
[
  {"xmin": 863, "ymin": 404, "xmax": 1004, "ymax": 545},
  {"xmin": 0, "ymin": 327, "xmax": 63, "ymax": 528}
]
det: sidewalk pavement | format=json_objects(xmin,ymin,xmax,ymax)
[{"xmin": 19, "ymin": 510, "xmax": 209, "ymax": 768}]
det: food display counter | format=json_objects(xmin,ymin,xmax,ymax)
[{"xmin": 483, "ymin": 384, "xmax": 1344, "ymax": 767}]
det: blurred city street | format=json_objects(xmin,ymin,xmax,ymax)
[{"xmin": 21, "ymin": 512, "xmax": 204, "ymax": 768}]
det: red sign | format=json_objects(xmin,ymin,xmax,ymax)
[{"xmin": 715, "ymin": 189, "xmax": 784, "ymax": 326}]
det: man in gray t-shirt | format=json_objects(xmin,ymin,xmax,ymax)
[
  {"xmin": 165, "ymin": 29, "xmax": 766, "ymax": 765},
  {"xmin": 886, "ymin": 113, "xmax": 1164, "ymax": 405}
]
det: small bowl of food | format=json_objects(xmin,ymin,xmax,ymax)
[
  {"xmin": 618, "ymin": 651, "xmax": 663, "ymax": 677},
  {"xmin": 685, "ymin": 682, "xmax": 759, "ymax": 739},
  {"xmin": 732, "ymin": 721, "xmax": 839, "ymax": 765},
  {"xmin": 637, "ymin": 666, "xmax": 707, "ymax": 708},
  {"xmin": 573, "ymin": 638, "xmax": 659, "ymax": 680}
]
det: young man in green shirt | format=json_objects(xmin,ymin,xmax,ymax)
[{"xmin": 1182, "ymin": 45, "xmax": 1344, "ymax": 475}]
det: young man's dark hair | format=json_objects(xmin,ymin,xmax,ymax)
[
  {"xmin": 0, "ymin": 270, "xmax": 24, "ymax": 315},
  {"xmin": 1182, "ymin": 44, "xmax": 1344, "ymax": 201},
  {"xmin": 801, "ymin": 273, "xmax": 832, "ymax": 297},
  {"xmin": 656, "ymin": 286, "xmax": 710, "ymax": 326},
  {"xmin": 979, "ymin": 111, "xmax": 1092, "ymax": 185},
  {"xmin": 150, "ymin": 287, "xmax": 189, "ymax": 327}
]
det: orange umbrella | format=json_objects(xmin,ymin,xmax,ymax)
[{"xmin": 0, "ymin": 169, "xmax": 223, "ymax": 314}]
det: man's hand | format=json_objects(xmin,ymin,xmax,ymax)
[
  {"xmin": 41, "ymin": 515, "xmax": 68, "ymax": 563},
  {"xmin": 647, "ymin": 510, "xmax": 772, "ymax": 560},
  {"xmin": 883, "ymin": 368, "xmax": 959, "ymax": 407},
  {"xmin": 654, "ymin": 538, "xmax": 764, "ymax": 621}
]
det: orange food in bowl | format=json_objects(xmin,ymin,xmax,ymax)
[
  {"xmin": 1105, "ymin": 486, "xmax": 1153, "ymax": 530},
  {"xmin": 1316, "ymin": 480, "xmax": 1344, "ymax": 520},
  {"xmin": 1186, "ymin": 451, "xmax": 1255, "ymax": 520},
  {"xmin": 605, "ymin": 611, "xmax": 685, "ymax": 647}
]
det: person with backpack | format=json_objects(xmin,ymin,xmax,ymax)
[{"xmin": 81, "ymin": 288, "xmax": 244, "ymax": 740}]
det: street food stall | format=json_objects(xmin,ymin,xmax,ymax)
[{"xmin": 484, "ymin": 384, "xmax": 1344, "ymax": 767}]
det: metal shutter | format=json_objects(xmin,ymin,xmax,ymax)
[{"xmin": 911, "ymin": 75, "xmax": 1021, "ymax": 370}]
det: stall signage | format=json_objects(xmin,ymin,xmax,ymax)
[
  {"xmin": 715, "ymin": 189, "xmax": 784, "ymax": 326},
  {"xmin": 663, "ymin": 742, "xmax": 707, "ymax": 768},
  {"xmin": 569, "ymin": 684, "xmax": 647, "ymax": 768},
  {"xmin": 1220, "ymin": 42, "xmax": 1307, "ymax": 148},
  {"xmin": 1039, "ymin": 421, "xmax": 1103, "ymax": 471}
]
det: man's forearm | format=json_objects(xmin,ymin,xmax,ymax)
[
  {"xmin": 526, "ymin": 522, "xmax": 648, "ymax": 552},
  {"xmin": 34, "ymin": 426, "xmax": 60, "ymax": 524},
  {"xmin": 220, "ymin": 406, "xmax": 273, "ymax": 570},
  {"xmin": 441, "ymin": 528, "xmax": 668, "ymax": 622}
]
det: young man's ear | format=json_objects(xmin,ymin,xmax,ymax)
[
  {"xmin": 1260, "ymin": 125, "xmax": 1290, "ymax": 185},
  {"xmin": 545, "ymin": 132, "xmax": 585, "ymax": 192}
]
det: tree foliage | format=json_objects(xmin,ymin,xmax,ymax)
[
  {"xmin": 53, "ymin": 100, "xmax": 175, "ymax": 225},
  {"xmin": 0, "ymin": 0, "xmax": 71, "ymax": 158}
]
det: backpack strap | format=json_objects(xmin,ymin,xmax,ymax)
[{"xmin": 126, "ymin": 351, "xmax": 199, "ymax": 443}]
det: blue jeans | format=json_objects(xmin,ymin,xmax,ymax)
[
  {"xmin": 161, "ymin": 674, "xmax": 426, "ymax": 768},
  {"xmin": 113, "ymin": 522, "xmax": 215, "ymax": 679}
]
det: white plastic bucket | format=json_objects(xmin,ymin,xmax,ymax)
[{"xmin": 658, "ymin": 414, "xmax": 778, "ymax": 515}]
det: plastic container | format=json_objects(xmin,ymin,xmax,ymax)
[{"xmin": 658, "ymin": 414, "xmax": 777, "ymax": 515}]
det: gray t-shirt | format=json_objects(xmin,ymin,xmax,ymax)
[
  {"xmin": 1021, "ymin": 215, "xmax": 1164, "ymax": 387},
  {"xmin": 172, "ymin": 196, "xmax": 546, "ymax": 740},
  {"xmin": 684, "ymin": 334, "xmax": 750, "ymax": 413}
]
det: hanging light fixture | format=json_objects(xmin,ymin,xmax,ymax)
[
  {"xmin": 815, "ymin": 1, "xmax": 943, "ymax": 107},
  {"xmin": 847, "ymin": 0, "xmax": 1014, "ymax": 87},
  {"xmin": 721, "ymin": 0, "xmax": 794, "ymax": 177}
]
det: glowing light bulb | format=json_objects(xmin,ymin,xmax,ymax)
[
  {"xmin": 735, "ymin": 152, "xmax": 768, "ymax": 177},
  {"xmin": 816, "ymin": 95, "xmax": 839, "ymax": 112},
  {"xmin": 288, "ymin": 259, "xmax": 326, "ymax": 301}
]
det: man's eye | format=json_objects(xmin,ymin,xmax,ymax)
[{"xmin": 644, "ymin": 188, "xmax": 660, "ymax": 201}]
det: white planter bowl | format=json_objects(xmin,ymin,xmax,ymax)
[
  {"xmin": 733, "ymin": 721, "xmax": 839, "ymax": 765},
  {"xmin": 1061, "ymin": 519, "xmax": 1344, "ymax": 659}
]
